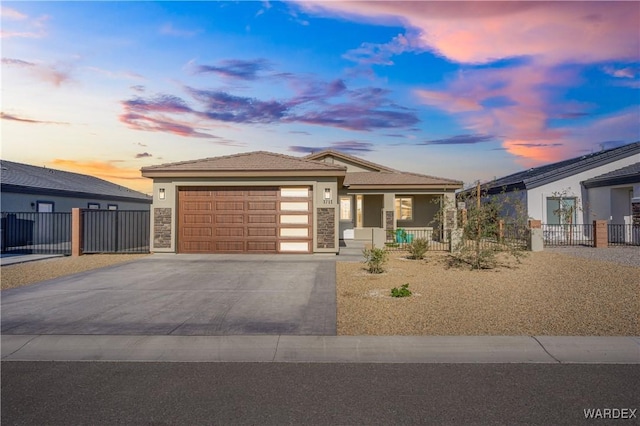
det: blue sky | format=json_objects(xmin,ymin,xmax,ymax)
[{"xmin": 2, "ymin": 1, "xmax": 639, "ymax": 193}]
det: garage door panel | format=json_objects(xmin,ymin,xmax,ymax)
[
  {"xmin": 215, "ymin": 241, "xmax": 244, "ymax": 252},
  {"xmin": 183, "ymin": 214, "xmax": 213, "ymax": 224},
  {"xmin": 216, "ymin": 201, "xmax": 244, "ymax": 211},
  {"xmin": 248, "ymin": 201, "xmax": 276, "ymax": 211},
  {"xmin": 248, "ymin": 189, "xmax": 277, "ymax": 197},
  {"xmin": 214, "ymin": 190, "xmax": 244, "ymax": 197},
  {"xmin": 248, "ymin": 214, "xmax": 276, "ymax": 224},
  {"xmin": 183, "ymin": 227, "xmax": 213, "ymax": 237},
  {"xmin": 183, "ymin": 241, "xmax": 212, "ymax": 252},
  {"xmin": 215, "ymin": 227, "xmax": 244, "ymax": 237},
  {"xmin": 248, "ymin": 227, "xmax": 276, "ymax": 237},
  {"xmin": 216, "ymin": 214, "xmax": 244, "ymax": 224},
  {"xmin": 247, "ymin": 241, "xmax": 277, "ymax": 252},
  {"xmin": 182, "ymin": 189, "xmax": 212, "ymax": 197}
]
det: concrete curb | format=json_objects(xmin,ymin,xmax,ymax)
[{"xmin": 2, "ymin": 335, "xmax": 638, "ymax": 363}]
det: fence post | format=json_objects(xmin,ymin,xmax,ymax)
[
  {"xmin": 593, "ymin": 220, "xmax": 608, "ymax": 248},
  {"xmin": 498, "ymin": 219, "xmax": 504, "ymax": 243},
  {"xmin": 528, "ymin": 219, "xmax": 543, "ymax": 252},
  {"xmin": 71, "ymin": 208, "xmax": 83, "ymax": 257}
]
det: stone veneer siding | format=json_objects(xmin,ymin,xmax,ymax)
[
  {"xmin": 317, "ymin": 208, "xmax": 335, "ymax": 249},
  {"xmin": 154, "ymin": 208, "xmax": 172, "ymax": 249},
  {"xmin": 386, "ymin": 211, "xmax": 394, "ymax": 230},
  {"xmin": 633, "ymin": 201, "xmax": 640, "ymax": 226}
]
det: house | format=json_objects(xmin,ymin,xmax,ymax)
[
  {"xmin": 0, "ymin": 159, "xmax": 152, "ymax": 212},
  {"xmin": 141, "ymin": 150, "xmax": 463, "ymax": 254},
  {"xmin": 464, "ymin": 142, "xmax": 640, "ymax": 226}
]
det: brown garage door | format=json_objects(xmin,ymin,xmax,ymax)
[{"xmin": 178, "ymin": 187, "xmax": 312, "ymax": 253}]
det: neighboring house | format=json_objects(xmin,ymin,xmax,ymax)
[
  {"xmin": 464, "ymin": 141, "xmax": 640, "ymax": 226},
  {"xmin": 0, "ymin": 159, "xmax": 152, "ymax": 212},
  {"xmin": 141, "ymin": 150, "xmax": 462, "ymax": 254}
]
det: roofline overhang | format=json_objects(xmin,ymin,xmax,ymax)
[
  {"xmin": 344, "ymin": 183, "xmax": 462, "ymax": 191},
  {"xmin": 582, "ymin": 175, "xmax": 640, "ymax": 189},
  {"xmin": 0, "ymin": 184, "xmax": 152, "ymax": 204},
  {"xmin": 141, "ymin": 169, "xmax": 346, "ymax": 179}
]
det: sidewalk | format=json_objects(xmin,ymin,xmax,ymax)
[
  {"xmin": 2, "ymin": 335, "xmax": 638, "ymax": 363},
  {"xmin": 0, "ymin": 254, "xmax": 63, "ymax": 266}
]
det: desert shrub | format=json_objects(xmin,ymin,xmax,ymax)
[
  {"xmin": 407, "ymin": 237, "xmax": 429, "ymax": 259},
  {"xmin": 391, "ymin": 283, "xmax": 412, "ymax": 298},
  {"xmin": 362, "ymin": 247, "xmax": 388, "ymax": 274}
]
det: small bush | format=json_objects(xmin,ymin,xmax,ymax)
[
  {"xmin": 391, "ymin": 283, "xmax": 412, "ymax": 298},
  {"xmin": 363, "ymin": 247, "xmax": 388, "ymax": 274},
  {"xmin": 407, "ymin": 237, "xmax": 429, "ymax": 260}
]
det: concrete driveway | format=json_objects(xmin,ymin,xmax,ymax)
[{"xmin": 1, "ymin": 254, "xmax": 337, "ymax": 336}]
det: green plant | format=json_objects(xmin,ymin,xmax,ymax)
[
  {"xmin": 391, "ymin": 283, "xmax": 412, "ymax": 298},
  {"xmin": 407, "ymin": 237, "xmax": 429, "ymax": 259},
  {"xmin": 362, "ymin": 247, "xmax": 388, "ymax": 274}
]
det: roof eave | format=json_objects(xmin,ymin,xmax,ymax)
[
  {"xmin": 140, "ymin": 169, "xmax": 347, "ymax": 179},
  {"xmin": 344, "ymin": 183, "xmax": 462, "ymax": 191}
]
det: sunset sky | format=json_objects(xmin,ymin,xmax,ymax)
[{"xmin": 2, "ymin": 1, "xmax": 639, "ymax": 194}]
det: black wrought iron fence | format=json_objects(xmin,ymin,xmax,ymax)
[
  {"xmin": 384, "ymin": 228, "xmax": 450, "ymax": 251},
  {"xmin": 542, "ymin": 224, "xmax": 594, "ymax": 246},
  {"xmin": 608, "ymin": 224, "xmax": 640, "ymax": 246},
  {"xmin": 82, "ymin": 210, "xmax": 150, "ymax": 253},
  {"xmin": 1, "ymin": 212, "xmax": 72, "ymax": 254}
]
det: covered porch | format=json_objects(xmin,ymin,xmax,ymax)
[{"xmin": 338, "ymin": 191, "xmax": 455, "ymax": 246}]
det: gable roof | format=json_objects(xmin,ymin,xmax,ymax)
[
  {"xmin": 305, "ymin": 149, "xmax": 462, "ymax": 189},
  {"xmin": 477, "ymin": 141, "xmax": 640, "ymax": 194},
  {"xmin": 304, "ymin": 150, "xmax": 396, "ymax": 172},
  {"xmin": 141, "ymin": 151, "xmax": 347, "ymax": 178},
  {"xmin": 582, "ymin": 162, "xmax": 640, "ymax": 188},
  {"xmin": 0, "ymin": 159, "xmax": 151, "ymax": 203}
]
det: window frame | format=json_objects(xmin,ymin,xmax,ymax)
[
  {"xmin": 36, "ymin": 201, "xmax": 54, "ymax": 213},
  {"xmin": 395, "ymin": 196, "xmax": 414, "ymax": 221},
  {"xmin": 546, "ymin": 197, "xmax": 577, "ymax": 225},
  {"xmin": 88, "ymin": 202, "xmax": 100, "ymax": 209},
  {"xmin": 339, "ymin": 196, "xmax": 352, "ymax": 221},
  {"xmin": 107, "ymin": 204, "xmax": 118, "ymax": 210}
]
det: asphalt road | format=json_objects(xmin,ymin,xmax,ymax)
[{"xmin": 2, "ymin": 362, "xmax": 638, "ymax": 425}]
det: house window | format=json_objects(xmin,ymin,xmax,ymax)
[
  {"xmin": 88, "ymin": 203, "xmax": 100, "ymax": 209},
  {"xmin": 395, "ymin": 197, "xmax": 413, "ymax": 221},
  {"xmin": 339, "ymin": 196, "xmax": 352, "ymax": 221},
  {"xmin": 546, "ymin": 197, "xmax": 577, "ymax": 225},
  {"xmin": 36, "ymin": 201, "xmax": 54, "ymax": 213},
  {"xmin": 108, "ymin": 204, "xmax": 118, "ymax": 210}
]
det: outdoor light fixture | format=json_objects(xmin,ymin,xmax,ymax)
[
  {"xmin": 159, "ymin": 188, "xmax": 166, "ymax": 200},
  {"xmin": 324, "ymin": 188, "xmax": 332, "ymax": 200}
]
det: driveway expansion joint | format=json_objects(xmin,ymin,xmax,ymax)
[{"xmin": 531, "ymin": 336, "xmax": 562, "ymax": 364}]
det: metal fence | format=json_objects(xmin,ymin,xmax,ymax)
[
  {"xmin": 1, "ymin": 212, "xmax": 72, "ymax": 255},
  {"xmin": 82, "ymin": 210, "xmax": 150, "ymax": 254},
  {"xmin": 608, "ymin": 224, "xmax": 640, "ymax": 246},
  {"xmin": 542, "ymin": 224, "xmax": 594, "ymax": 246},
  {"xmin": 384, "ymin": 228, "xmax": 450, "ymax": 251}
]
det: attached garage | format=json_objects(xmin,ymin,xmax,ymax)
[
  {"xmin": 178, "ymin": 186, "xmax": 313, "ymax": 253},
  {"xmin": 142, "ymin": 151, "xmax": 345, "ymax": 254}
]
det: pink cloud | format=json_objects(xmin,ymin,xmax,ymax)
[
  {"xmin": 0, "ymin": 7, "xmax": 49, "ymax": 38},
  {"xmin": 2, "ymin": 57, "xmax": 72, "ymax": 86},
  {"xmin": 297, "ymin": 2, "xmax": 639, "ymax": 65},
  {"xmin": 297, "ymin": 1, "xmax": 639, "ymax": 165}
]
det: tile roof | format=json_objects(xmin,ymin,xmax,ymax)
[
  {"xmin": 304, "ymin": 149, "xmax": 396, "ymax": 172},
  {"xmin": 0, "ymin": 159, "xmax": 151, "ymax": 202},
  {"xmin": 141, "ymin": 151, "xmax": 347, "ymax": 172},
  {"xmin": 345, "ymin": 171, "xmax": 462, "ymax": 187},
  {"xmin": 477, "ymin": 141, "xmax": 640, "ymax": 194},
  {"xmin": 582, "ymin": 162, "xmax": 640, "ymax": 188}
]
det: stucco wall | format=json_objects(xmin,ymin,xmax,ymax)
[{"xmin": 0, "ymin": 191, "xmax": 150, "ymax": 212}]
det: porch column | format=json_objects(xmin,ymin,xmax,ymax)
[{"xmin": 383, "ymin": 193, "xmax": 395, "ymax": 237}]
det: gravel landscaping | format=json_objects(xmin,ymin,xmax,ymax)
[
  {"xmin": 337, "ymin": 250, "xmax": 640, "ymax": 336},
  {"xmin": 1, "ymin": 254, "xmax": 149, "ymax": 290}
]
